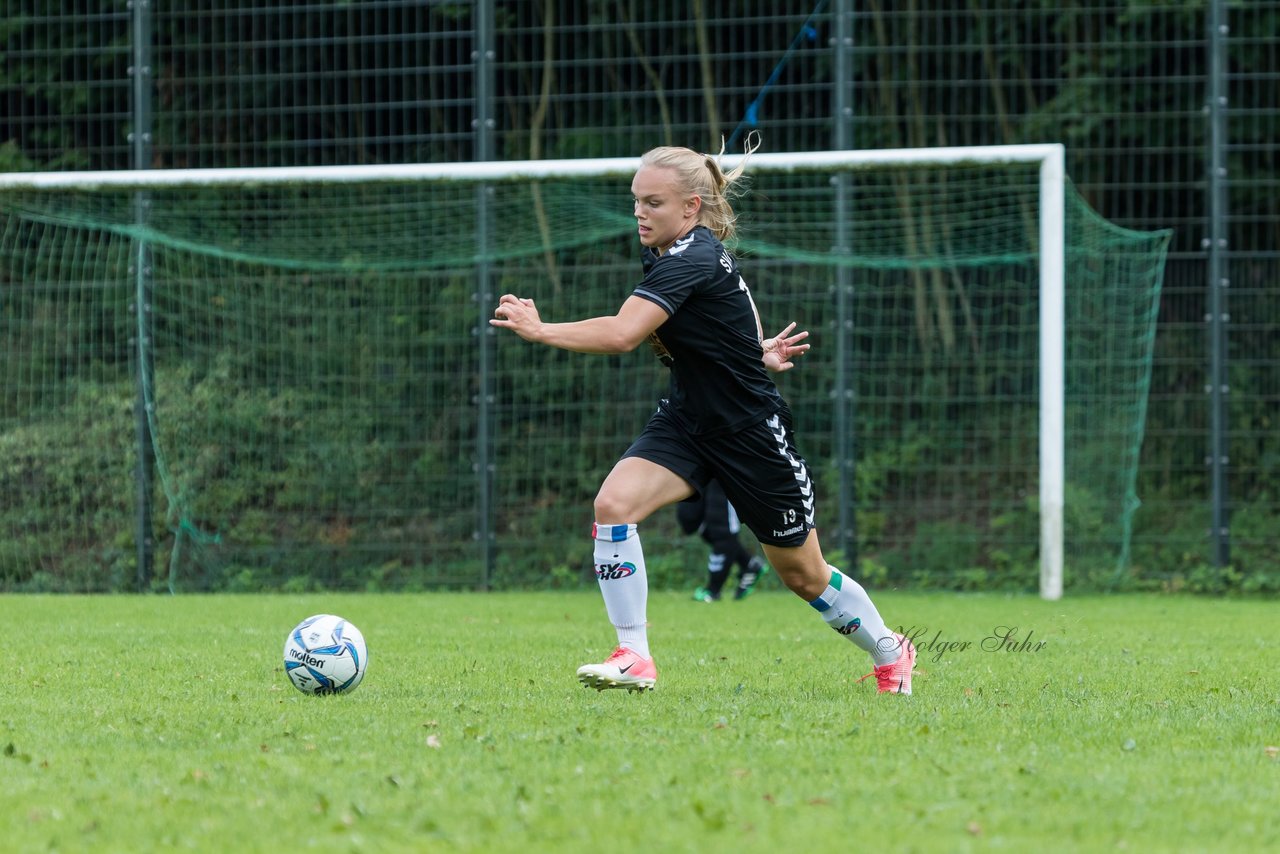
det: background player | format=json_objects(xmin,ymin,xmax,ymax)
[{"xmin": 677, "ymin": 478, "xmax": 768, "ymax": 602}]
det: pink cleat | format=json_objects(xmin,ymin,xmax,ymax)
[
  {"xmin": 859, "ymin": 632, "xmax": 917, "ymax": 695},
  {"xmin": 576, "ymin": 646, "xmax": 658, "ymax": 693}
]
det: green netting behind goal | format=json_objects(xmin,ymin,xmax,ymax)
[{"xmin": 0, "ymin": 160, "xmax": 1170, "ymax": 592}]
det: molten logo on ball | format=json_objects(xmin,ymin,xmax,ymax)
[{"xmin": 283, "ymin": 613, "xmax": 368, "ymax": 695}]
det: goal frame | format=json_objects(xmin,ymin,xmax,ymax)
[{"xmin": 0, "ymin": 143, "xmax": 1067, "ymax": 599}]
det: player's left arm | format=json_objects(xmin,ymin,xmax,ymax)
[
  {"xmin": 740, "ymin": 277, "xmax": 811, "ymax": 373},
  {"xmin": 762, "ymin": 321, "xmax": 811, "ymax": 373}
]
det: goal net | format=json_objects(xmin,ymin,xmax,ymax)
[{"xmin": 0, "ymin": 147, "xmax": 1171, "ymax": 595}]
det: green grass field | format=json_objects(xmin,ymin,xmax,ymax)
[{"xmin": 3, "ymin": 591, "xmax": 1277, "ymax": 853}]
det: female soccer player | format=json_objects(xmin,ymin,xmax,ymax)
[{"xmin": 490, "ymin": 139, "xmax": 916, "ymax": 695}]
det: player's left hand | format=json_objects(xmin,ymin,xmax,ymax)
[{"xmin": 762, "ymin": 322, "xmax": 810, "ymax": 373}]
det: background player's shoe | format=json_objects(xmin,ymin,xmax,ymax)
[
  {"xmin": 859, "ymin": 632, "xmax": 917, "ymax": 694},
  {"xmin": 693, "ymin": 586, "xmax": 720, "ymax": 603},
  {"xmin": 734, "ymin": 559, "xmax": 769, "ymax": 600},
  {"xmin": 576, "ymin": 646, "xmax": 658, "ymax": 692}
]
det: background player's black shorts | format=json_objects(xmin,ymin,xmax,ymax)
[
  {"xmin": 675, "ymin": 478, "xmax": 740, "ymax": 541},
  {"xmin": 622, "ymin": 402, "xmax": 816, "ymax": 548}
]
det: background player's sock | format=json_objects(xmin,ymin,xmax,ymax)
[
  {"xmin": 704, "ymin": 551, "xmax": 730, "ymax": 597},
  {"xmin": 736, "ymin": 555, "xmax": 766, "ymax": 597}
]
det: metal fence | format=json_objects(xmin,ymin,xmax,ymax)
[{"xmin": 2, "ymin": 1, "xmax": 1276, "ymax": 589}]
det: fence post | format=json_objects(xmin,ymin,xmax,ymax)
[
  {"xmin": 831, "ymin": 0, "xmax": 858, "ymax": 567},
  {"xmin": 474, "ymin": 0, "xmax": 497, "ymax": 589},
  {"xmin": 130, "ymin": 0, "xmax": 155, "ymax": 592},
  {"xmin": 1206, "ymin": 0, "xmax": 1230, "ymax": 568}
]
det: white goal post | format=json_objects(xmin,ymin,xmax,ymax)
[{"xmin": 0, "ymin": 143, "xmax": 1067, "ymax": 599}]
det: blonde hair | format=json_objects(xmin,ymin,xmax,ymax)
[{"xmin": 640, "ymin": 133, "xmax": 762, "ymax": 245}]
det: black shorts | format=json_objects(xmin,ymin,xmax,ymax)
[{"xmin": 622, "ymin": 403, "xmax": 816, "ymax": 547}]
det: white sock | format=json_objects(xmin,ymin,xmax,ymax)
[
  {"xmin": 593, "ymin": 522, "xmax": 650, "ymax": 659},
  {"xmin": 809, "ymin": 566, "xmax": 898, "ymax": 665}
]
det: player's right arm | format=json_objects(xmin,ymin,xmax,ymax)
[{"xmin": 490, "ymin": 293, "xmax": 668, "ymax": 355}]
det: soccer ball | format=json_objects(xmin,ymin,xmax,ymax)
[{"xmin": 283, "ymin": 613, "xmax": 368, "ymax": 695}]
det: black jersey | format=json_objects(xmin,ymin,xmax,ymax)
[{"xmin": 634, "ymin": 225, "xmax": 783, "ymax": 437}]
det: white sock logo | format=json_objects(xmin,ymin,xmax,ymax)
[{"xmin": 595, "ymin": 561, "xmax": 637, "ymax": 580}]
